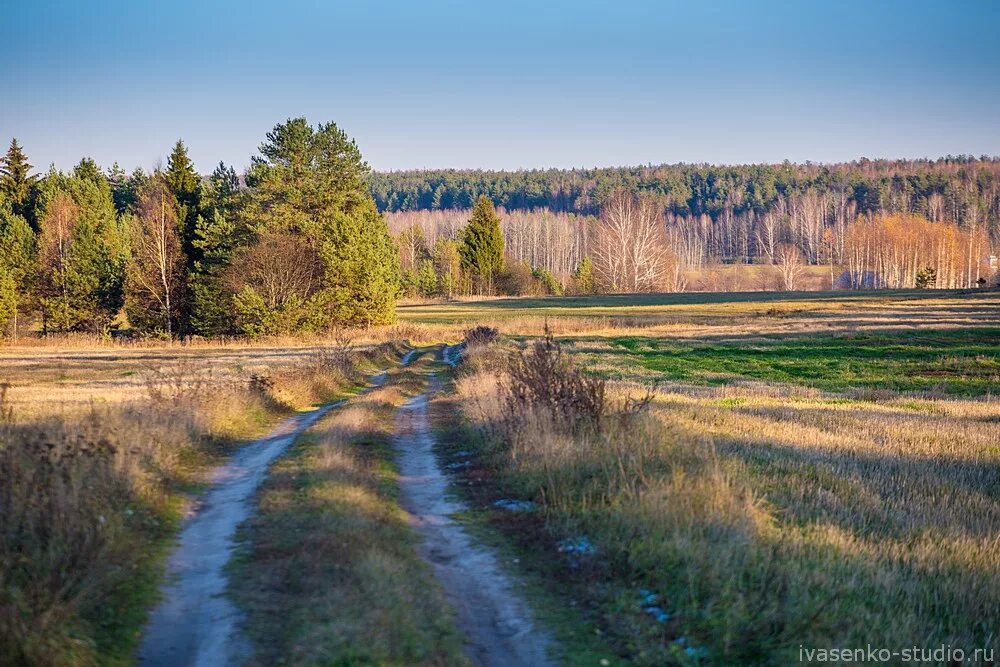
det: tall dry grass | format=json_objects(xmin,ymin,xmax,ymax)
[
  {"xmin": 453, "ymin": 338, "xmax": 1000, "ymax": 664},
  {"xmin": 0, "ymin": 344, "xmax": 393, "ymax": 666}
]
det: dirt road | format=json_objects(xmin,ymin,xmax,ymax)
[
  {"xmin": 394, "ymin": 367, "xmax": 552, "ymax": 667},
  {"xmin": 137, "ymin": 402, "xmax": 343, "ymax": 666},
  {"xmin": 137, "ymin": 368, "xmax": 393, "ymax": 665}
]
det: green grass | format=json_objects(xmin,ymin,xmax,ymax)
[{"xmin": 583, "ymin": 328, "xmax": 1000, "ymax": 396}]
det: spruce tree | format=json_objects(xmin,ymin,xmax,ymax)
[
  {"xmin": 571, "ymin": 256, "xmax": 596, "ymax": 294},
  {"xmin": 0, "ymin": 207, "xmax": 36, "ymax": 338},
  {"xmin": 165, "ymin": 139, "xmax": 202, "ymax": 264},
  {"xmin": 190, "ymin": 162, "xmax": 246, "ymax": 335},
  {"xmin": 0, "ymin": 139, "xmax": 38, "ymax": 222},
  {"xmin": 35, "ymin": 168, "xmax": 126, "ymax": 332},
  {"xmin": 459, "ymin": 195, "xmax": 504, "ymax": 294}
]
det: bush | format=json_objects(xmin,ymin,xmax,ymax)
[
  {"xmin": 505, "ymin": 329, "xmax": 606, "ymax": 431},
  {"xmin": 464, "ymin": 325, "xmax": 499, "ymax": 347}
]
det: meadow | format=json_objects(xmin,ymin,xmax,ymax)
[
  {"xmin": 419, "ymin": 289, "xmax": 1000, "ymax": 664},
  {"xmin": 0, "ymin": 337, "xmax": 403, "ymax": 664},
  {"xmin": 2, "ymin": 288, "xmax": 998, "ymax": 665}
]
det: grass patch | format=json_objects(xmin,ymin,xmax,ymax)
[
  {"xmin": 0, "ymin": 345, "xmax": 394, "ymax": 665},
  {"xmin": 598, "ymin": 328, "xmax": 1000, "ymax": 396},
  {"xmin": 448, "ymin": 335, "xmax": 1000, "ymax": 663}
]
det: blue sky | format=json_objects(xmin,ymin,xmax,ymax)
[{"xmin": 2, "ymin": 0, "xmax": 998, "ymax": 173}]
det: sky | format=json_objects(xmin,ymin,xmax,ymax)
[{"xmin": 2, "ymin": 0, "xmax": 999, "ymax": 174}]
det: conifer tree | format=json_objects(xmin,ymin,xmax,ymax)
[
  {"xmin": 190, "ymin": 162, "xmax": 246, "ymax": 335},
  {"xmin": 459, "ymin": 195, "xmax": 504, "ymax": 294},
  {"xmin": 165, "ymin": 139, "xmax": 202, "ymax": 264},
  {"xmin": 35, "ymin": 168, "xmax": 126, "ymax": 332},
  {"xmin": 242, "ymin": 118, "xmax": 399, "ymax": 329},
  {"xmin": 571, "ymin": 256, "xmax": 596, "ymax": 294},
  {"xmin": 0, "ymin": 139, "xmax": 38, "ymax": 222},
  {"xmin": 0, "ymin": 206, "xmax": 36, "ymax": 338}
]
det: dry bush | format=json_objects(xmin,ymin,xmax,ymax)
[
  {"xmin": 506, "ymin": 330, "xmax": 607, "ymax": 431},
  {"xmin": 463, "ymin": 325, "xmax": 499, "ymax": 347},
  {"xmin": 0, "ymin": 406, "xmax": 194, "ymax": 665}
]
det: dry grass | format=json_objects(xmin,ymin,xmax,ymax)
[
  {"xmin": 398, "ymin": 289, "xmax": 1000, "ymax": 342},
  {"xmin": 451, "ymin": 334, "xmax": 1000, "ymax": 664},
  {"xmin": 230, "ymin": 360, "xmax": 467, "ymax": 666},
  {"xmin": 0, "ymin": 343, "xmax": 394, "ymax": 666}
]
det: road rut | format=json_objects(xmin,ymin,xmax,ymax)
[{"xmin": 394, "ymin": 366, "xmax": 551, "ymax": 667}]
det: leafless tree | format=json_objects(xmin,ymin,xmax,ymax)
[
  {"xmin": 38, "ymin": 193, "xmax": 79, "ymax": 326},
  {"xmin": 592, "ymin": 190, "xmax": 669, "ymax": 292},
  {"xmin": 223, "ymin": 232, "xmax": 322, "ymax": 310},
  {"xmin": 777, "ymin": 243, "xmax": 806, "ymax": 291},
  {"xmin": 127, "ymin": 182, "xmax": 187, "ymax": 337}
]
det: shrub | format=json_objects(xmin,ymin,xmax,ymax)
[
  {"xmin": 505, "ymin": 329, "xmax": 606, "ymax": 431},
  {"xmin": 463, "ymin": 325, "xmax": 499, "ymax": 347}
]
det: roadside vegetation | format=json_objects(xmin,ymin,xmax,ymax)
[
  {"xmin": 229, "ymin": 357, "xmax": 467, "ymax": 666},
  {"xmin": 439, "ymin": 294, "xmax": 1000, "ymax": 664},
  {"xmin": 0, "ymin": 343, "xmax": 395, "ymax": 665}
]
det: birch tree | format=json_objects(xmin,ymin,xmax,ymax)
[
  {"xmin": 126, "ymin": 181, "xmax": 187, "ymax": 337},
  {"xmin": 593, "ymin": 190, "xmax": 669, "ymax": 292}
]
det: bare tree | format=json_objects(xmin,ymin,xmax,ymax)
[
  {"xmin": 777, "ymin": 243, "xmax": 806, "ymax": 291},
  {"xmin": 127, "ymin": 181, "xmax": 187, "ymax": 337},
  {"xmin": 223, "ymin": 232, "xmax": 322, "ymax": 311},
  {"xmin": 38, "ymin": 192, "xmax": 80, "ymax": 331},
  {"xmin": 592, "ymin": 190, "xmax": 669, "ymax": 292}
]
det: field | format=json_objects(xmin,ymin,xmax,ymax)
[
  {"xmin": 408, "ymin": 289, "xmax": 1000, "ymax": 663},
  {"xmin": 2, "ymin": 288, "xmax": 998, "ymax": 665}
]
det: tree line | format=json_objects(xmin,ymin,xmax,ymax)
[
  {"xmin": 0, "ymin": 119, "xmax": 399, "ymax": 339},
  {"xmin": 372, "ymin": 157, "xmax": 1000, "ymax": 261},
  {"xmin": 389, "ymin": 189, "xmax": 996, "ymax": 298}
]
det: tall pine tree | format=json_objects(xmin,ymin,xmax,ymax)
[
  {"xmin": 190, "ymin": 162, "xmax": 247, "ymax": 335},
  {"xmin": 459, "ymin": 195, "xmax": 504, "ymax": 294},
  {"xmin": 242, "ymin": 118, "xmax": 399, "ymax": 329}
]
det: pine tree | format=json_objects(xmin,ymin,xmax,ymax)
[
  {"xmin": 165, "ymin": 139, "xmax": 202, "ymax": 264},
  {"xmin": 243, "ymin": 118, "xmax": 399, "ymax": 329},
  {"xmin": 190, "ymin": 162, "xmax": 246, "ymax": 335},
  {"xmin": 571, "ymin": 256, "xmax": 596, "ymax": 294},
  {"xmin": 0, "ymin": 139, "xmax": 39, "ymax": 222},
  {"xmin": 417, "ymin": 259, "xmax": 438, "ymax": 297},
  {"xmin": 459, "ymin": 195, "xmax": 504, "ymax": 294}
]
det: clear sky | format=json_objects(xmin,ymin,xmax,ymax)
[{"xmin": 2, "ymin": 0, "xmax": 998, "ymax": 174}]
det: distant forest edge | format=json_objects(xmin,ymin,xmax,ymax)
[
  {"xmin": 370, "ymin": 158, "xmax": 1000, "ymax": 227},
  {"xmin": 376, "ymin": 159, "xmax": 999, "ymax": 294},
  {"xmin": 1, "ymin": 121, "xmax": 998, "ymax": 341}
]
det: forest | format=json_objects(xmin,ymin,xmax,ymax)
[
  {"xmin": 0, "ymin": 120, "xmax": 399, "ymax": 339},
  {"xmin": 2, "ymin": 128, "xmax": 998, "ymax": 340},
  {"xmin": 379, "ymin": 159, "xmax": 999, "ymax": 296}
]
